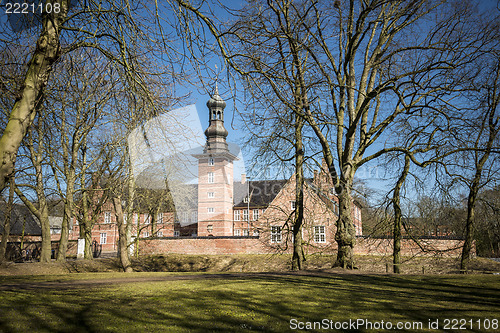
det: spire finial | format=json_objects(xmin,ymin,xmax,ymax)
[{"xmin": 214, "ymin": 64, "xmax": 220, "ymax": 96}]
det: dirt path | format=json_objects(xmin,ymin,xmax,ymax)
[{"xmin": 0, "ymin": 270, "xmax": 375, "ymax": 291}]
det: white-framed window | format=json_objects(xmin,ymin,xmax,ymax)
[
  {"xmin": 182, "ymin": 212, "xmax": 189, "ymax": 223},
  {"xmin": 145, "ymin": 214, "xmax": 151, "ymax": 224},
  {"xmin": 100, "ymin": 232, "xmax": 107, "ymax": 244},
  {"xmin": 271, "ymin": 226, "xmax": 282, "ymax": 243},
  {"xmin": 290, "ymin": 201, "xmax": 296, "ymax": 210},
  {"xmin": 157, "ymin": 231, "xmax": 163, "ymax": 237},
  {"xmin": 242, "ymin": 209, "xmax": 249, "ymax": 221},
  {"xmin": 133, "ymin": 213, "xmax": 139, "ymax": 225},
  {"xmin": 208, "ymin": 172, "xmax": 214, "ymax": 183},
  {"xmin": 157, "ymin": 213, "xmax": 163, "ymax": 224},
  {"xmin": 191, "ymin": 211, "xmax": 198, "ymax": 223},
  {"xmin": 208, "ymin": 157, "xmax": 214, "ymax": 166},
  {"xmin": 104, "ymin": 212, "xmax": 111, "ymax": 224},
  {"xmin": 208, "ymin": 192, "xmax": 215, "ymax": 198},
  {"xmin": 143, "ymin": 231, "xmax": 150, "ymax": 238},
  {"xmin": 234, "ymin": 210, "xmax": 240, "ymax": 221},
  {"xmin": 252, "ymin": 209, "xmax": 259, "ymax": 221},
  {"xmin": 208, "ymin": 207, "xmax": 215, "ymax": 213},
  {"xmin": 174, "ymin": 230, "xmax": 180, "ymax": 237},
  {"xmin": 243, "ymin": 196, "xmax": 248, "ymax": 203},
  {"xmin": 234, "ymin": 229, "xmax": 241, "ymax": 236},
  {"xmin": 314, "ymin": 226, "xmax": 326, "ymax": 243},
  {"xmin": 243, "ymin": 229, "xmax": 249, "ymax": 236}
]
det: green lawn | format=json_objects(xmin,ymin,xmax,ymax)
[{"xmin": 0, "ymin": 272, "xmax": 499, "ymax": 332}]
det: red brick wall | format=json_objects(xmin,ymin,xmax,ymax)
[{"xmin": 138, "ymin": 236, "xmax": 469, "ymax": 257}]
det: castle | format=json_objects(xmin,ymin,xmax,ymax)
[{"xmin": 68, "ymin": 86, "xmax": 362, "ymax": 255}]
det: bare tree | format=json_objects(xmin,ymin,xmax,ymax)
[{"xmin": 175, "ymin": 0, "xmax": 488, "ymax": 268}]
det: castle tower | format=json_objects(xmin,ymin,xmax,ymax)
[{"xmin": 194, "ymin": 85, "xmax": 237, "ymax": 236}]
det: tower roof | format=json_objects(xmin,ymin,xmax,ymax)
[{"xmin": 204, "ymin": 84, "xmax": 230, "ymax": 153}]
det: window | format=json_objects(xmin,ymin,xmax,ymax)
[
  {"xmin": 243, "ymin": 196, "xmax": 248, "ymax": 203},
  {"xmin": 100, "ymin": 232, "xmax": 107, "ymax": 244},
  {"xmin": 208, "ymin": 172, "xmax": 214, "ymax": 183},
  {"xmin": 291, "ymin": 201, "xmax": 296, "ymax": 210},
  {"xmin": 133, "ymin": 213, "xmax": 139, "ymax": 225},
  {"xmin": 104, "ymin": 212, "xmax": 111, "ymax": 224},
  {"xmin": 243, "ymin": 229, "xmax": 249, "ymax": 236},
  {"xmin": 242, "ymin": 209, "xmax": 249, "ymax": 221},
  {"xmin": 182, "ymin": 212, "xmax": 189, "ymax": 223},
  {"xmin": 208, "ymin": 157, "xmax": 214, "ymax": 166},
  {"xmin": 314, "ymin": 226, "xmax": 326, "ymax": 243},
  {"xmin": 208, "ymin": 192, "xmax": 215, "ymax": 198},
  {"xmin": 143, "ymin": 231, "xmax": 150, "ymax": 238},
  {"xmin": 191, "ymin": 211, "xmax": 198, "ymax": 223},
  {"xmin": 174, "ymin": 230, "xmax": 180, "ymax": 237},
  {"xmin": 253, "ymin": 229, "xmax": 260, "ymax": 236},
  {"xmin": 234, "ymin": 229, "xmax": 241, "ymax": 236},
  {"xmin": 157, "ymin": 231, "xmax": 163, "ymax": 237},
  {"xmin": 252, "ymin": 209, "xmax": 259, "ymax": 221},
  {"xmin": 157, "ymin": 213, "xmax": 163, "ymax": 224},
  {"xmin": 145, "ymin": 214, "xmax": 151, "ymax": 224},
  {"xmin": 271, "ymin": 226, "xmax": 282, "ymax": 243},
  {"xmin": 208, "ymin": 207, "xmax": 215, "ymax": 213},
  {"xmin": 234, "ymin": 210, "xmax": 240, "ymax": 221}
]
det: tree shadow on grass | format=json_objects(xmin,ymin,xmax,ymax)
[{"xmin": 0, "ymin": 272, "xmax": 498, "ymax": 332}]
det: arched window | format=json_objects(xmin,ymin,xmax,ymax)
[
  {"xmin": 217, "ymin": 111, "xmax": 221, "ymax": 119},
  {"xmin": 212, "ymin": 111, "xmax": 216, "ymax": 120}
]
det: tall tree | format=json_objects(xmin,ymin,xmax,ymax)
[{"xmin": 176, "ymin": 0, "xmax": 485, "ymax": 268}]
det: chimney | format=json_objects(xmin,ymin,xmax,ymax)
[{"xmin": 241, "ymin": 173, "xmax": 246, "ymax": 184}]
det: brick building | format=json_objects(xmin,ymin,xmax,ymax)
[{"xmin": 70, "ymin": 86, "xmax": 362, "ymax": 254}]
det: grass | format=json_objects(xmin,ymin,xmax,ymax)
[{"xmin": 0, "ymin": 272, "xmax": 499, "ymax": 332}]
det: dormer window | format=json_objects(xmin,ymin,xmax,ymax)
[{"xmin": 243, "ymin": 196, "xmax": 248, "ymax": 203}]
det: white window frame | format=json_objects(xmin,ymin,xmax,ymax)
[
  {"xmin": 208, "ymin": 172, "xmax": 214, "ymax": 183},
  {"xmin": 252, "ymin": 209, "xmax": 259, "ymax": 221},
  {"xmin": 290, "ymin": 201, "xmax": 296, "ymax": 210},
  {"xmin": 174, "ymin": 230, "xmax": 180, "ymax": 237},
  {"xmin": 208, "ymin": 157, "xmax": 214, "ymax": 166},
  {"xmin": 145, "ymin": 214, "xmax": 151, "ymax": 224},
  {"xmin": 314, "ymin": 226, "xmax": 326, "ymax": 243},
  {"xmin": 208, "ymin": 192, "xmax": 215, "ymax": 198},
  {"xmin": 143, "ymin": 231, "xmax": 150, "ymax": 238},
  {"xmin": 234, "ymin": 229, "xmax": 241, "ymax": 236},
  {"xmin": 157, "ymin": 213, "xmax": 163, "ymax": 224},
  {"xmin": 104, "ymin": 212, "xmax": 111, "ymax": 224},
  {"xmin": 208, "ymin": 207, "xmax": 215, "ymax": 213},
  {"xmin": 234, "ymin": 210, "xmax": 240, "ymax": 221},
  {"xmin": 100, "ymin": 232, "xmax": 107, "ymax": 244},
  {"xmin": 182, "ymin": 212, "xmax": 189, "ymax": 223},
  {"xmin": 157, "ymin": 230, "xmax": 163, "ymax": 237},
  {"xmin": 242, "ymin": 209, "xmax": 249, "ymax": 221},
  {"xmin": 271, "ymin": 226, "xmax": 282, "ymax": 243},
  {"xmin": 243, "ymin": 229, "xmax": 249, "ymax": 236}
]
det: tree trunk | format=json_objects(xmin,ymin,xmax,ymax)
[
  {"xmin": 113, "ymin": 197, "xmax": 132, "ymax": 272},
  {"xmin": 392, "ymin": 155, "xmax": 410, "ymax": 274},
  {"xmin": 0, "ymin": 0, "xmax": 67, "ymax": 191},
  {"xmin": 0, "ymin": 178, "xmax": 14, "ymax": 263},
  {"xmin": 460, "ymin": 178, "xmax": 480, "ymax": 272},
  {"xmin": 334, "ymin": 177, "xmax": 356, "ymax": 269},
  {"xmin": 291, "ymin": 112, "xmax": 305, "ymax": 271},
  {"xmin": 39, "ymin": 207, "xmax": 51, "ymax": 262}
]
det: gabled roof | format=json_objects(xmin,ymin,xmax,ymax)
[
  {"xmin": 234, "ymin": 179, "xmax": 288, "ymax": 208},
  {"xmin": 0, "ymin": 203, "xmax": 41, "ymax": 236}
]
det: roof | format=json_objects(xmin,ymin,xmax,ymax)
[
  {"xmin": 233, "ymin": 179, "xmax": 288, "ymax": 208},
  {"xmin": 0, "ymin": 203, "xmax": 41, "ymax": 236}
]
